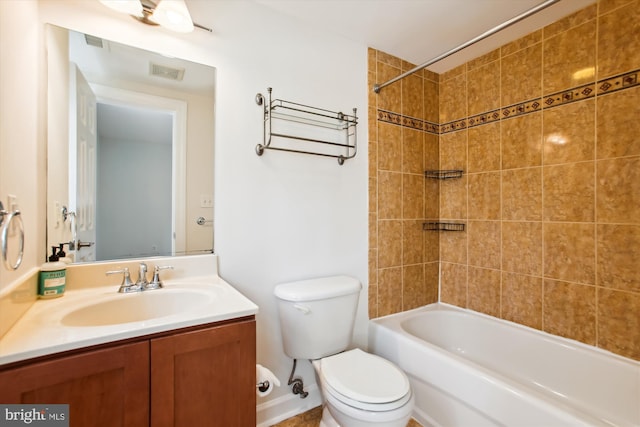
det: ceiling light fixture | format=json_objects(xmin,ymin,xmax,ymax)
[{"xmin": 99, "ymin": 0, "xmax": 212, "ymax": 33}]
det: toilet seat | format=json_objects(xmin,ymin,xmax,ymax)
[{"xmin": 319, "ymin": 349, "xmax": 411, "ymax": 412}]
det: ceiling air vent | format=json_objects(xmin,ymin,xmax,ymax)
[
  {"xmin": 149, "ymin": 63, "xmax": 185, "ymax": 81},
  {"xmin": 84, "ymin": 34, "xmax": 104, "ymax": 48}
]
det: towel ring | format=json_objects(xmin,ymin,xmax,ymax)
[{"xmin": 1, "ymin": 209, "xmax": 24, "ymax": 271}]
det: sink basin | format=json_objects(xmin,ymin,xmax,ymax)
[{"xmin": 61, "ymin": 289, "xmax": 214, "ymax": 327}]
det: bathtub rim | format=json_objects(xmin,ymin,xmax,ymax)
[{"xmin": 371, "ymin": 302, "xmax": 640, "ymax": 367}]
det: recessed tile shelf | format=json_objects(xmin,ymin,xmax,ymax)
[
  {"xmin": 424, "ymin": 170, "xmax": 464, "ymax": 179},
  {"xmin": 423, "ymin": 222, "xmax": 466, "ymax": 232}
]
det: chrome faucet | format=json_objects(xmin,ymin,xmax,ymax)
[
  {"xmin": 107, "ymin": 262, "xmax": 173, "ymax": 293},
  {"xmin": 135, "ymin": 262, "xmax": 149, "ymax": 288}
]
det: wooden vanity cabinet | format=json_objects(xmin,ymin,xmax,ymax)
[{"xmin": 0, "ymin": 317, "xmax": 256, "ymax": 427}]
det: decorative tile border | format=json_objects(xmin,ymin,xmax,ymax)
[
  {"xmin": 377, "ymin": 110, "xmax": 440, "ymax": 135},
  {"xmin": 376, "ymin": 68, "xmax": 639, "ymax": 135}
]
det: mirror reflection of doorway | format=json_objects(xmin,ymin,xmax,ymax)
[{"xmin": 96, "ymin": 103, "xmax": 173, "ymax": 260}]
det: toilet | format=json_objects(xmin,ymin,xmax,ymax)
[{"xmin": 274, "ymin": 275, "xmax": 414, "ymax": 427}]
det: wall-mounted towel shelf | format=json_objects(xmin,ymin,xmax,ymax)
[
  {"xmin": 425, "ymin": 170, "xmax": 464, "ymax": 180},
  {"xmin": 423, "ymin": 222, "xmax": 466, "ymax": 232},
  {"xmin": 255, "ymin": 87, "xmax": 358, "ymax": 165}
]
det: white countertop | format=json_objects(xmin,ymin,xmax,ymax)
[{"xmin": 0, "ymin": 274, "xmax": 258, "ymax": 366}]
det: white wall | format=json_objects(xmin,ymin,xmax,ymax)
[
  {"xmin": 0, "ymin": 0, "xmax": 45, "ymax": 291},
  {"xmin": 37, "ymin": 0, "xmax": 369, "ymax": 423}
]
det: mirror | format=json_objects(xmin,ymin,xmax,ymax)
[{"xmin": 46, "ymin": 25, "xmax": 215, "ymax": 263}]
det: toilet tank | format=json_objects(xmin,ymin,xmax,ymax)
[{"xmin": 274, "ymin": 275, "xmax": 362, "ymax": 360}]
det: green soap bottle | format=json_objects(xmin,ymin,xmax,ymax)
[{"xmin": 38, "ymin": 246, "xmax": 67, "ymax": 299}]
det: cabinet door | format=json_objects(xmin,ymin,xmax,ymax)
[
  {"xmin": 0, "ymin": 341, "xmax": 149, "ymax": 427},
  {"xmin": 151, "ymin": 319, "xmax": 256, "ymax": 427}
]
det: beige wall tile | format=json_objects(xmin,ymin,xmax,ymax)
[
  {"xmin": 501, "ymin": 43, "xmax": 542, "ymax": 106},
  {"xmin": 544, "ymin": 4, "xmax": 596, "ymax": 38},
  {"xmin": 378, "ymin": 267, "xmax": 402, "ymax": 316},
  {"xmin": 543, "ymin": 20, "xmax": 597, "ymax": 94},
  {"xmin": 377, "ymin": 61, "xmax": 402, "ymax": 113},
  {"xmin": 544, "ymin": 222, "xmax": 596, "ymax": 285},
  {"xmin": 543, "ymin": 279, "xmax": 596, "ymax": 345},
  {"xmin": 368, "ymin": 177, "xmax": 377, "ymax": 214},
  {"xmin": 597, "ymin": 224, "xmax": 640, "ymax": 293},
  {"xmin": 424, "ymin": 132, "xmax": 439, "ymax": 170},
  {"xmin": 468, "ymin": 220, "xmax": 501, "ymax": 269},
  {"xmin": 424, "ymin": 179, "xmax": 440, "ymax": 219},
  {"xmin": 501, "ymin": 112, "xmax": 542, "ymax": 169},
  {"xmin": 502, "ymin": 221, "xmax": 542, "ymax": 275},
  {"xmin": 440, "ymin": 177, "xmax": 467, "ymax": 220},
  {"xmin": 543, "ymin": 99, "xmax": 595, "ymax": 165},
  {"xmin": 598, "ymin": 288, "xmax": 640, "ymax": 360},
  {"xmin": 424, "ymin": 79, "xmax": 439, "ymax": 123},
  {"xmin": 378, "ymin": 220, "xmax": 402, "ymax": 268},
  {"xmin": 502, "ymin": 272, "xmax": 542, "ymax": 329},
  {"xmin": 468, "ymin": 49, "xmax": 500, "ymax": 71},
  {"xmin": 369, "ymin": 212, "xmax": 377, "ymax": 248},
  {"xmin": 468, "ymin": 122, "xmax": 500, "ymax": 173},
  {"xmin": 402, "ymin": 73, "xmax": 424, "ymax": 119},
  {"xmin": 596, "ymin": 157, "xmax": 640, "ymax": 223},
  {"xmin": 423, "ymin": 230, "xmax": 439, "ymax": 263},
  {"xmin": 597, "ymin": 87, "xmax": 640, "ymax": 159},
  {"xmin": 402, "ymin": 128, "xmax": 424, "ymax": 174},
  {"xmin": 403, "ymin": 220, "xmax": 424, "ymax": 265},
  {"xmin": 467, "ymin": 60, "xmax": 500, "ymax": 116},
  {"xmin": 403, "ymin": 264, "xmax": 426, "ymax": 311},
  {"xmin": 468, "ymin": 172, "xmax": 501, "ymax": 220},
  {"xmin": 378, "ymin": 171, "xmax": 402, "ymax": 219},
  {"xmin": 440, "ymin": 227, "xmax": 467, "ymax": 265},
  {"xmin": 501, "ymin": 30, "xmax": 542, "ymax": 57},
  {"xmin": 440, "ymin": 130, "xmax": 467, "ymax": 170},
  {"xmin": 441, "ymin": 262, "xmax": 467, "ymax": 306},
  {"xmin": 598, "ymin": 0, "xmax": 636, "ymax": 15},
  {"xmin": 543, "ymin": 162, "xmax": 595, "ymax": 222},
  {"xmin": 440, "ymin": 74, "xmax": 467, "ymax": 123},
  {"xmin": 424, "ymin": 262, "xmax": 440, "ymax": 304},
  {"xmin": 378, "ymin": 122, "xmax": 402, "ymax": 171},
  {"xmin": 403, "ymin": 174, "xmax": 424, "ymax": 219},
  {"xmin": 598, "ymin": 1, "xmax": 640, "ymax": 78},
  {"xmin": 502, "ymin": 167, "xmax": 542, "ymax": 220},
  {"xmin": 468, "ymin": 267, "xmax": 501, "ymax": 317}
]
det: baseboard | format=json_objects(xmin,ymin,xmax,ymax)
[{"xmin": 256, "ymin": 384, "xmax": 322, "ymax": 427}]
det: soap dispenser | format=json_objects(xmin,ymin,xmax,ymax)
[
  {"xmin": 57, "ymin": 243, "xmax": 73, "ymax": 264},
  {"xmin": 38, "ymin": 246, "xmax": 67, "ymax": 298}
]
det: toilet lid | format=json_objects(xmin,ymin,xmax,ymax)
[{"xmin": 320, "ymin": 348, "xmax": 410, "ymax": 404}]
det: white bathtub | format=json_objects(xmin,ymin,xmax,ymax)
[{"xmin": 369, "ymin": 303, "xmax": 640, "ymax": 427}]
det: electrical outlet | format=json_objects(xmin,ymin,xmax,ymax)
[{"xmin": 200, "ymin": 194, "xmax": 213, "ymax": 208}]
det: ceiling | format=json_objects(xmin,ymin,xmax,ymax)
[{"xmin": 251, "ymin": 0, "xmax": 595, "ymax": 73}]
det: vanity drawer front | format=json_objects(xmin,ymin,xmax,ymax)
[{"xmin": 0, "ymin": 341, "xmax": 149, "ymax": 427}]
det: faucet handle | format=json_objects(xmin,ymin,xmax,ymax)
[
  {"xmin": 145, "ymin": 265, "xmax": 174, "ymax": 290},
  {"xmin": 106, "ymin": 267, "xmax": 138, "ymax": 293}
]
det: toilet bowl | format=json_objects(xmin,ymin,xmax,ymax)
[{"xmin": 312, "ymin": 349, "xmax": 414, "ymax": 427}]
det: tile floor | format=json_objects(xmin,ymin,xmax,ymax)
[{"xmin": 271, "ymin": 406, "xmax": 423, "ymax": 427}]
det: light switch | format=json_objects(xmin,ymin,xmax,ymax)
[{"xmin": 200, "ymin": 194, "xmax": 213, "ymax": 208}]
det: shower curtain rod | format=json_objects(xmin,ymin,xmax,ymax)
[{"xmin": 373, "ymin": 0, "xmax": 560, "ymax": 93}]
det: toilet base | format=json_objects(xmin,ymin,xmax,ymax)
[{"xmin": 320, "ymin": 406, "xmax": 337, "ymax": 427}]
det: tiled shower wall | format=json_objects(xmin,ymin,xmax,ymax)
[{"xmin": 368, "ymin": 0, "xmax": 640, "ymax": 361}]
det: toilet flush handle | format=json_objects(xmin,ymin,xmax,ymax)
[{"xmin": 293, "ymin": 304, "xmax": 311, "ymax": 315}]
